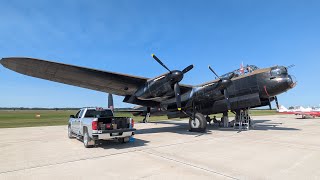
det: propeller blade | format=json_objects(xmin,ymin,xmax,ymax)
[
  {"xmin": 287, "ymin": 64, "xmax": 295, "ymax": 69},
  {"xmin": 208, "ymin": 66, "xmax": 220, "ymax": 79},
  {"xmin": 174, "ymin": 83, "xmax": 182, "ymax": 111},
  {"xmin": 151, "ymin": 54, "xmax": 171, "ymax": 72},
  {"xmin": 108, "ymin": 93, "xmax": 114, "ymax": 111},
  {"xmin": 182, "ymin": 65, "xmax": 194, "ymax": 74},
  {"xmin": 275, "ymin": 96, "xmax": 279, "ymax": 109},
  {"xmin": 224, "ymin": 89, "xmax": 231, "ymax": 110}
]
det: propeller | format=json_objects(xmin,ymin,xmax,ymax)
[
  {"xmin": 208, "ymin": 66, "xmax": 233, "ymax": 110},
  {"xmin": 151, "ymin": 54, "xmax": 193, "ymax": 111},
  {"xmin": 108, "ymin": 93, "xmax": 114, "ymax": 111}
]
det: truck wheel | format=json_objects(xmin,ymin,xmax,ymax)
[
  {"xmin": 119, "ymin": 137, "xmax": 130, "ymax": 143},
  {"xmin": 189, "ymin": 113, "xmax": 207, "ymax": 132},
  {"xmin": 83, "ymin": 129, "xmax": 94, "ymax": 148},
  {"xmin": 68, "ymin": 125, "xmax": 74, "ymax": 139}
]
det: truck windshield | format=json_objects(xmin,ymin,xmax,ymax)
[{"xmin": 84, "ymin": 109, "xmax": 113, "ymax": 118}]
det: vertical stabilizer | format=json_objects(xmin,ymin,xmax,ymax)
[{"xmin": 108, "ymin": 93, "xmax": 114, "ymax": 111}]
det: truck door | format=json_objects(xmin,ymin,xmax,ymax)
[
  {"xmin": 71, "ymin": 110, "xmax": 81, "ymax": 133},
  {"xmin": 74, "ymin": 109, "xmax": 85, "ymax": 135}
]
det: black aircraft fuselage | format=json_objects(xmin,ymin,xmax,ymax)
[{"xmin": 124, "ymin": 65, "xmax": 295, "ymax": 117}]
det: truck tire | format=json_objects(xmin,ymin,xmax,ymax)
[
  {"xmin": 68, "ymin": 125, "xmax": 74, "ymax": 139},
  {"xmin": 83, "ymin": 128, "xmax": 94, "ymax": 148},
  {"xmin": 189, "ymin": 113, "xmax": 207, "ymax": 132},
  {"xmin": 119, "ymin": 137, "xmax": 130, "ymax": 143}
]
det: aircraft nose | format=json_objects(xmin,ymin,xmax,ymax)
[
  {"xmin": 279, "ymin": 76, "xmax": 295, "ymax": 91},
  {"xmin": 287, "ymin": 75, "xmax": 297, "ymax": 88},
  {"xmin": 261, "ymin": 74, "xmax": 296, "ymax": 98}
]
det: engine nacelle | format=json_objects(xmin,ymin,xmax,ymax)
[{"xmin": 134, "ymin": 75, "xmax": 175, "ymax": 100}]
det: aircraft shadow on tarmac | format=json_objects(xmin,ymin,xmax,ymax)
[
  {"xmin": 135, "ymin": 121, "xmax": 213, "ymax": 136},
  {"xmin": 136, "ymin": 119, "xmax": 300, "ymax": 135},
  {"xmin": 80, "ymin": 119, "xmax": 299, "ymax": 149},
  {"xmin": 249, "ymin": 119, "xmax": 300, "ymax": 131}
]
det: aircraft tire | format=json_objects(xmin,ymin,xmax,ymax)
[{"xmin": 189, "ymin": 113, "xmax": 207, "ymax": 132}]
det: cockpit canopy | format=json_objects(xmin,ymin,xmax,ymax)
[
  {"xmin": 270, "ymin": 66, "xmax": 288, "ymax": 77},
  {"xmin": 220, "ymin": 65, "xmax": 259, "ymax": 79}
]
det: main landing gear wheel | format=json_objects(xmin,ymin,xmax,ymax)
[{"xmin": 189, "ymin": 113, "xmax": 207, "ymax": 132}]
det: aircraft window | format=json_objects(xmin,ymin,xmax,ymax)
[
  {"xmin": 271, "ymin": 66, "xmax": 287, "ymax": 77},
  {"xmin": 221, "ymin": 65, "xmax": 259, "ymax": 78},
  {"xmin": 280, "ymin": 67, "xmax": 288, "ymax": 74}
]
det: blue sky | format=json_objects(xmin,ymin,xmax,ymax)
[{"xmin": 0, "ymin": 0, "xmax": 319, "ymax": 108}]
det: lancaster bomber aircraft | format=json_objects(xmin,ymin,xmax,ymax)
[{"xmin": 0, "ymin": 55, "xmax": 296, "ymax": 132}]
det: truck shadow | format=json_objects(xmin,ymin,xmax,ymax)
[{"xmin": 95, "ymin": 138, "xmax": 150, "ymax": 149}]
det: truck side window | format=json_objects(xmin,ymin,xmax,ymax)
[
  {"xmin": 84, "ymin": 110, "xmax": 94, "ymax": 118},
  {"xmin": 79, "ymin": 110, "xmax": 85, "ymax": 118},
  {"xmin": 75, "ymin": 110, "xmax": 81, "ymax": 118}
]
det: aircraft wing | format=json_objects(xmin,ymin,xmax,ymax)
[{"xmin": 0, "ymin": 57, "xmax": 149, "ymax": 96}]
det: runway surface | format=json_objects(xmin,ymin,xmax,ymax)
[{"xmin": 0, "ymin": 115, "xmax": 320, "ymax": 180}]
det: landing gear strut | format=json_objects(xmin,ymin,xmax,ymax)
[{"xmin": 189, "ymin": 113, "xmax": 207, "ymax": 132}]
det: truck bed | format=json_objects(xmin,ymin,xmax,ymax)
[{"xmin": 97, "ymin": 117, "xmax": 132, "ymax": 130}]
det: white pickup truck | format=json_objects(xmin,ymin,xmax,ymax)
[{"xmin": 68, "ymin": 107, "xmax": 135, "ymax": 148}]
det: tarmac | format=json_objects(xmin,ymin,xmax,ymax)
[{"xmin": 0, "ymin": 114, "xmax": 320, "ymax": 180}]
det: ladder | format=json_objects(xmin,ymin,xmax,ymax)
[{"xmin": 234, "ymin": 109, "xmax": 251, "ymax": 130}]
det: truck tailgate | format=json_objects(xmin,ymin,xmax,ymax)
[{"xmin": 97, "ymin": 128, "xmax": 136, "ymax": 134}]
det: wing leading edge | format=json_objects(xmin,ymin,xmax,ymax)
[{"xmin": 0, "ymin": 57, "xmax": 148, "ymax": 96}]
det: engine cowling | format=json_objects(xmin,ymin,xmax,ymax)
[{"xmin": 134, "ymin": 74, "xmax": 175, "ymax": 100}]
